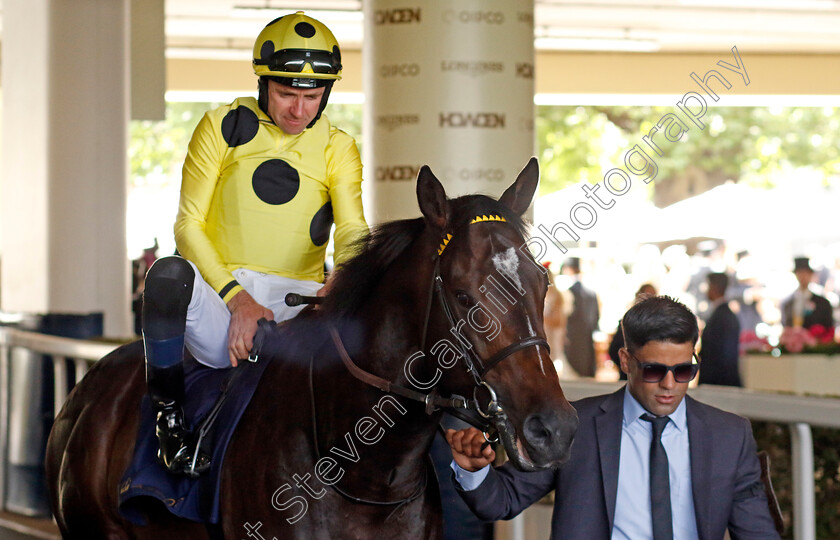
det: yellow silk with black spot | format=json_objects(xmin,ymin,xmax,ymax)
[{"xmin": 175, "ymin": 97, "xmax": 367, "ymax": 303}]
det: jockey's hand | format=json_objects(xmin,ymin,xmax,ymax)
[
  {"xmin": 226, "ymin": 290, "xmax": 274, "ymax": 367},
  {"xmin": 445, "ymin": 428, "xmax": 495, "ymax": 472}
]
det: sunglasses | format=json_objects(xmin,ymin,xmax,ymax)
[
  {"xmin": 256, "ymin": 49, "xmax": 341, "ymax": 75},
  {"xmin": 624, "ymin": 348, "xmax": 699, "ymax": 383}
]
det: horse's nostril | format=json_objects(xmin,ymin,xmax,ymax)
[{"xmin": 523, "ymin": 414, "xmax": 552, "ymax": 446}]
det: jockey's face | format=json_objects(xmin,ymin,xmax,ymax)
[{"xmin": 266, "ymin": 80, "xmax": 325, "ymax": 135}]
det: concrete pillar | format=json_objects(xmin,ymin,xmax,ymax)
[
  {"xmin": 363, "ymin": 0, "xmax": 535, "ymax": 223},
  {"xmin": 1, "ymin": 0, "xmax": 132, "ymax": 337}
]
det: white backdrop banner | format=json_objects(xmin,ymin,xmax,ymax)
[{"xmin": 363, "ymin": 0, "xmax": 535, "ymax": 223}]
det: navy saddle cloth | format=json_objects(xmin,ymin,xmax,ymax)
[{"xmin": 119, "ymin": 351, "xmax": 272, "ymax": 525}]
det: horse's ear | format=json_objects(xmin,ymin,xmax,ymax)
[
  {"xmin": 416, "ymin": 165, "xmax": 448, "ymax": 230},
  {"xmin": 499, "ymin": 157, "xmax": 539, "ymax": 216}
]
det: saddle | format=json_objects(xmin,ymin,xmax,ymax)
[{"xmin": 119, "ymin": 320, "xmax": 277, "ymax": 525}]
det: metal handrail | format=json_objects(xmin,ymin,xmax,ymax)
[
  {"xmin": 0, "ymin": 327, "xmax": 120, "ymax": 512},
  {"xmin": 0, "ymin": 327, "xmax": 837, "ymax": 539},
  {"xmin": 540, "ymin": 379, "xmax": 839, "ymax": 540}
]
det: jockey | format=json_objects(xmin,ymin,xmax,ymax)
[{"xmin": 142, "ymin": 11, "xmax": 367, "ymax": 476}]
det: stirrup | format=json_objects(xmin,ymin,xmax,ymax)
[
  {"xmin": 162, "ymin": 443, "xmax": 211, "ymax": 479},
  {"xmin": 155, "ymin": 410, "xmax": 211, "ymax": 477}
]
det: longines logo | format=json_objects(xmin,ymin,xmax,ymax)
[
  {"xmin": 442, "ymin": 10, "xmax": 505, "ymax": 24},
  {"xmin": 515, "ymin": 62, "xmax": 534, "ymax": 79},
  {"xmin": 376, "ymin": 114, "xmax": 420, "ymax": 131},
  {"xmin": 374, "ymin": 8, "xmax": 421, "ymax": 25},
  {"xmin": 441, "ymin": 60, "xmax": 503, "ymax": 77},
  {"xmin": 375, "ymin": 165, "xmax": 421, "ymax": 181},
  {"xmin": 380, "ymin": 63, "xmax": 420, "ymax": 78},
  {"xmin": 439, "ymin": 112, "xmax": 506, "ymax": 129}
]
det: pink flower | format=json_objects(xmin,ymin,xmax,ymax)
[
  {"xmin": 780, "ymin": 327, "xmax": 817, "ymax": 353},
  {"xmin": 808, "ymin": 324, "xmax": 835, "ymax": 344},
  {"xmin": 739, "ymin": 330, "xmax": 770, "ymax": 353}
]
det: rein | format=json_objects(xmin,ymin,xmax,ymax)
[{"xmin": 308, "ymin": 350, "xmax": 430, "ymax": 510}]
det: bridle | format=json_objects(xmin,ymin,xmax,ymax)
[
  {"xmin": 330, "ymin": 214, "xmax": 550, "ymax": 434},
  {"xmin": 314, "ymin": 214, "xmax": 549, "ymax": 508}
]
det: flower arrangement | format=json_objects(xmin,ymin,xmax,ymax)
[
  {"xmin": 739, "ymin": 330, "xmax": 771, "ymax": 354},
  {"xmin": 779, "ymin": 325, "xmax": 840, "ymax": 354},
  {"xmin": 742, "ymin": 325, "xmax": 840, "ymax": 355}
]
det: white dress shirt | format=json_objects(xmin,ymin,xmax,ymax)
[{"xmin": 452, "ymin": 390, "xmax": 700, "ymax": 540}]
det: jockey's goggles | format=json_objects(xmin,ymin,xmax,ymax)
[{"xmin": 254, "ymin": 49, "xmax": 341, "ymax": 76}]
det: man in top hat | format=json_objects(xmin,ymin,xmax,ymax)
[
  {"xmin": 781, "ymin": 257, "xmax": 834, "ymax": 330},
  {"xmin": 562, "ymin": 257, "xmax": 600, "ymax": 377}
]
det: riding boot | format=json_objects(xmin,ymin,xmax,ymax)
[
  {"xmin": 145, "ymin": 337, "xmax": 211, "ymax": 477},
  {"xmin": 142, "ymin": 256, "xmax": 211, "ymax": 477}
]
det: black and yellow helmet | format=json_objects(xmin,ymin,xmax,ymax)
[{"xmin": 253, "ymin": 11, "xmax": 342, "ymax": 87}]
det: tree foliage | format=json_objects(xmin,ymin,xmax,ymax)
[
  {"xmin": 536, "ymin": 105, "xmax": 840, "ymax": 197},
  {"xmin": 129, "ymin": 102, "xmax": 221, "ymax": 185}
]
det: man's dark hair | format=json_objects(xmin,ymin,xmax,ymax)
[
  {"xmin": 621, "ymin": 295, "xmax": 698, "ymax": 351},
  {"xmin": 707, "ymin": 272, "xmax": 729, "ymax": 294}
]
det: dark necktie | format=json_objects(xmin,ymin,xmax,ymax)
[{"xmin": 642, "ymin": 414, "xmax": 673, "ymax": 540}]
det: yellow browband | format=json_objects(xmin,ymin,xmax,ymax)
[{"xmin": 437, "ymin": 215, "xmax": 507, "ymax": 256}]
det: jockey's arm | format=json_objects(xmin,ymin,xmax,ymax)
[
  {"xmin": 175, "ymin": 111, "xmax": 274, "ymax": 366},
  {"xmin": 326, "ymin": 127, "xmax": 368, "ymax": 266}
]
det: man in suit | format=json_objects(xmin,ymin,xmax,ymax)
[
  {"xmin": 699, "ymin": 272, "xmax": 742, "ymax": 387},
  {"xmin": 447, "ymin": 296, "xmax": 779, "ymax": 540},
  {"xmin": 781, "ymin": 257, "xmax": 834, "ymax": 330},
  {"xmin": 562, "ymin": 257, "xmax": 600, "ymax": 377}
]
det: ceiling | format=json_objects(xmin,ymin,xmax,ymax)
[{"xmin": 165, "ymin": 0, "xmax": 840, "ymax": 60}]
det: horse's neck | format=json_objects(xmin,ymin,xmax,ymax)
[{"xmin": 313, "ymin": 250, "xmax": 438, "ymax": 497}]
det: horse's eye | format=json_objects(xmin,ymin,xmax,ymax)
[{"xmin": 455, "ymin": 291, "xmax": 474, "ymax": 308}]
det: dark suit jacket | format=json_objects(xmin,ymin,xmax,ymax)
[
  {"xmin": 781, "ymin": 291, "xmax": 834, "ymax": 330},
  {"xmin": 564, "ymin": 281, "xmax": 599, "ymax": 377},
  {"xmin": 699, "ymin": 302, "xmax": 742, "ymax": 387},
  {"xmin": 456, "ymin": 388, "xmax": 779, "ymax": 540}
]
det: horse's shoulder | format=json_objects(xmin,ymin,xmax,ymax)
[
  {"xmin": 95, "ymin": 339, "xmax": 146, "ymax": 371},
  {"xmin": 67, "ymin": 340, "xmax": 146, "ymax": 407}
]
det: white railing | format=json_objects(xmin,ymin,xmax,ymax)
[
  {"xmin": 0, "ymin": 326, "xmax": 837, "ymax": 539},
  {"xmin": 0, "ymin": 326, "xmax": 120, "ymax": 512},
  {"xmin": 500, "ymin": 379, "xmax": 840, "ymax": 540}
]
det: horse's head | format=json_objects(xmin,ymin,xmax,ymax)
[{"xmin": 414, "ymin": 158, "xmax": 578, "ymax": 471}]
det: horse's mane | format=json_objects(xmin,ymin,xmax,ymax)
[
  {"xmin": 269, "ymin": 192, "xmax": 528, "ymax": 361},
  {"xmin": 320, "ymin": 193, "xmax": 529, "ymax": 319}
]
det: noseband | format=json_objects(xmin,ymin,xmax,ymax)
[{"xmin": 330, "ymin": 214, "xmax": 549, "ymax": 434}]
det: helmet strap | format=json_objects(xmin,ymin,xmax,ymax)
[
  {"xmin": 257, "ymin": 76, "xmax": 270, "ymax": 118},
  {"xmin": 309, "ymin": 80, "xmax": 333, "ymax": 129}
]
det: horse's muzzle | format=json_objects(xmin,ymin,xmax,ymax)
[{"xmin": 520, "ymin": 408, "xmax": 579, "ymax": 467}]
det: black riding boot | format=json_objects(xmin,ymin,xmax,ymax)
[
  {"xmin": 142, "ymin": 256, "xmax": 210, "ymax": 477},
  {"xmin": 146, "ymin": 360, "xmax": 211, "ymax": 477}
]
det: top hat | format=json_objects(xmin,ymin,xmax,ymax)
[
  {"xmin": 563, "ymin": 257, "xmax": 581, "ymax": 272},
  {"xmin": 793, "ymin": 257, "xmax": 813, "ymax": 272}
]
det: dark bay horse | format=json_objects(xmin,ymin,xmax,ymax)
[{"xmin": 46, "ymin": 158, "xmax": 578, "ymax": 539}]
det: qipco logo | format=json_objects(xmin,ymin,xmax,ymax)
[
  {"xmin": 379, "ymin": 63, "xmax": 421, "ymax": 78},
  {"xmin": 444, "ymin": 168, "xmax": 506, "ymax": 182},
  {"xmin": 442, "ymin": 10, "xmax": 505, "ymax": 24}
]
